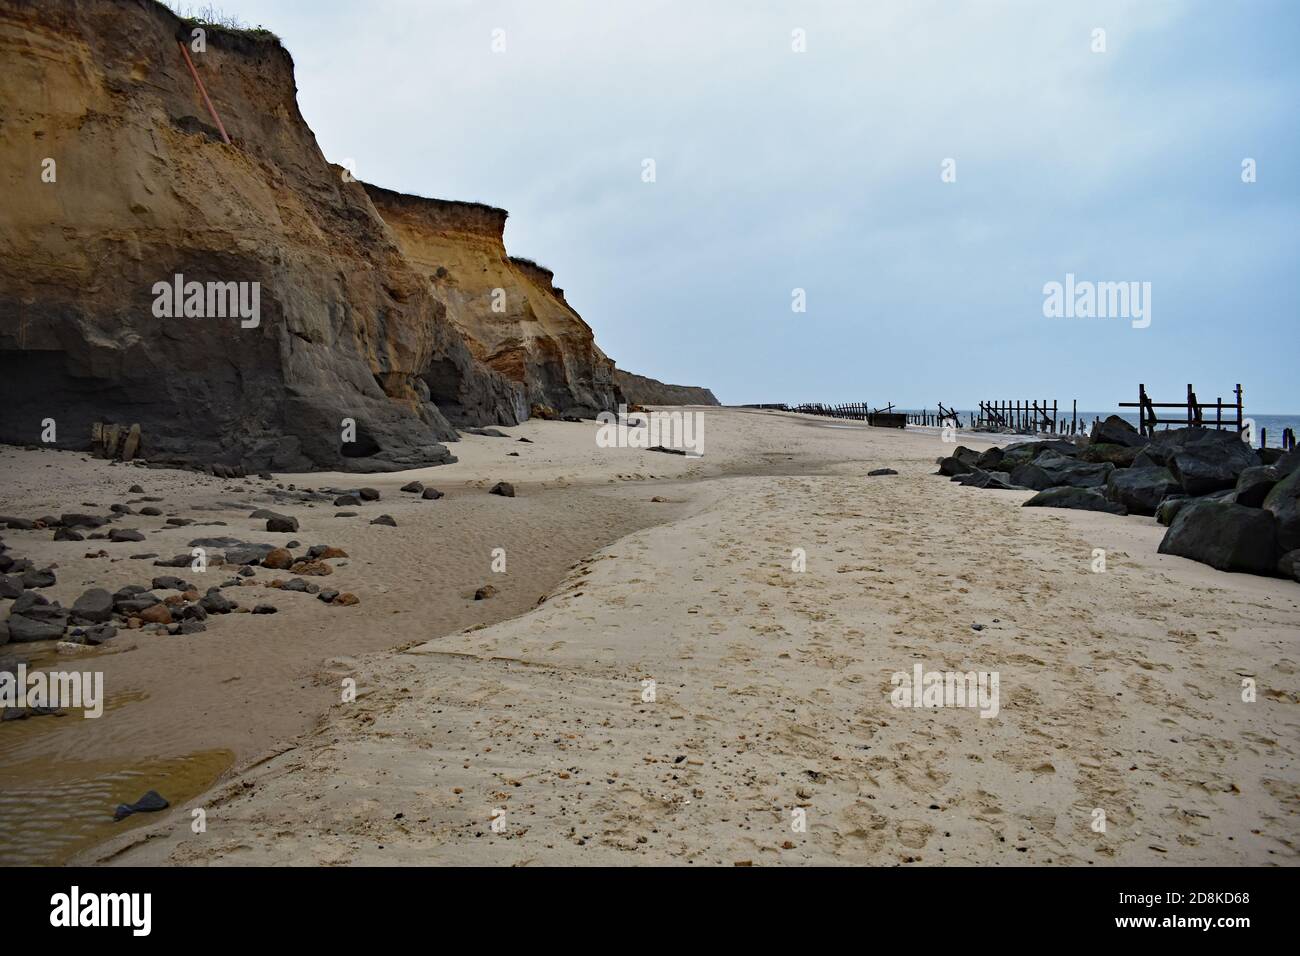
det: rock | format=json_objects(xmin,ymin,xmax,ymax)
[
  {"xmin": 1158, "ymin": 500, "xmax": 1277, "ymax": 575},
  {"xmin": 139, "ymin": 506, "xmax": 163, "ymax": 517},
  {"xmin": 1089, "ymin": 415, "xmax": 1146, "ymax": 448},
  {"xmin": 21, "ymin": 567, "xmax": 56, "ymax": 588},
  {"xmin": 6, "ymin": 612, "xmax": 68, "ymax": 642},
  {"xmin": 225, "ymin": 544, "xmax": 276, "ymax": 565},
  {"xmin": 165, "ymin": 518, "xmax": 194, "ymax": 527},
  {"xmin": 359, "ymin": 488, "xmax": 381, "ymax": 501},
  {"xmin": 249, "ymin": 509, "xmax": 277, "ymax": 519},
  {"xmin": 179, "ymin": 603, "xmax": 207, "ymax": 622},
  {"xmin": 1022, "ymin": 487, "xmax": 1127, "ymax": 515},
  {"xmin": 612, "ymin": 370, "xmax": 718, "ymax": 407},
  {"xmin": 1155, "ymin": 495, "xmax": 1190, "ymax": 527},
  {"xmin": 129, "ymin": 484, "xmax": 144, "ymax": 494},
  {"xmin": 650, "ymin": 496, "xmax": 668, "ymax": 502},
  {"xmin": 1078, "ymin": 442, "xmax": 1145, "ymax": 467},
  {"xmin": 177, "ymin": 620, "xmax": 207, "ymax": 634},
  {"xmin": 151, "ymin": 576, "xmax": 191, "ymax": 592},
  {"xmin": 1277, "ymin": 550, "xmax": 1300, "ymax": 582},
  {"xmin": 368, "ymin": 514, "xmax": 397, "ymax": 527},
  {"xmin": 517, "ymin": 437, "xmax": 533, "ymax": 443},
  {"xmin": 973, "ymin": 447, "xmax": 1005, "ymax": 470},
  {"xmin": 153, "ymin": 553, "xmax": 195, "ymax": 568},
  {"xmin": 474, "ymin": 584, "xmax": 498, "ymax": 600},
  {"xmin": 1104, "ymin": 467, "xmax": 1180, "ymax": 517},
  {"xmin": 108, "ymin": 528, "xmax": 146, "ymax": 542},
  {"xmin": 999, "ymin": 439, "xmax": 1080, "ymax": 471},
  {"xmin": 138, "ymin": 604, "xmax": 173, "ymax": 625},
  {"xmin": 937, "ymin": 456, "xmax": 972, "ymax": 477},
  {"xmin": 1274, "ymin": 450, "xmax": 1299, "ymax": 478},
  {"xmin": 83, "ymin": 624, "xmax": 118, "ymax": 644},
  {"xmin": 0, "ymin": 574, "xmax": 22, "ymax": 599},
  {"xmin": 1263, "ymin": 468, "xmax": 1300, "ymax": 553},
  {"xmin": 489, "ymin": 482, "xmax": 515, "ymax": 497},
  {"xmin": 1142, "ymin": 427, "xmax": 1259, "ymax": 495},
  {"xmin": 252, "ymin": 604, "xmax": 278, "ymax": 614},
  {"xmin": 1010, "ymin": 451, "xmax": 1113, "ymax": 491},
  {"xmin": 289, "ymin": 560, "xmax": 333, "ymax": 576},
  {"xmin": 265, "ymin": 514, "xmax": 299, "ymax": 533},
  {"xmin": 60, "ymin": 513, "xmax": 107, "ymax": 529},
  {"xmin": 1234, "ymin": 465, "xmax": 1279, "ymax": 509},
  {"xmin": 71, "ymin": 588, "xmax": 114, "ymax": 624},
  {"xmin": 400, "ymin": 481, "xmax": 424, "ymax": 493},
  {"xmin": 113, "ymin": 790, "xmax": 169, "ymax": 821},
  {"xmin": 2, "ymin": 517, "xmax": 36, "ymax": 530},
  {"xmin": 0, "ymin": 620, "xmax": 7, "ymax": 645},
  {"xmin": 199, "ymin": 590, "xmax": 234, "ymax": 614},
  {"xmin": 957, "ymin": 469, "xmax": 1020, "ymax": 490},
  {"xmin": 306, "ymin": 546, "xmax": 348, "ymax": 560},
  {"xmin": 421, "ymin": 487, "xmax": 444, "ymax": 500},
  {"xmin": 332, "ymin": 592, "xmax": 360, "ymax": 606},
  {"xmin": 333, "ymin": 495, "xmax": 360, "ymax": 507},
  {"xmin": 53, "ymin": 527, "xmax": 85, "ymax": 542},
  {"xmin": 867, "ymin": 468, "xmax": 898, "ymax": 476},
  {"xmin": 262, "ymin": 547, "xmax": 294, "ymax": 570},
  {"xmin": 318, "ymin": 589, "xmax": 340, "ymax": 603},
  {"xmin": 110, "ymin": 503, "xmax": 134, "ymax": 514},
  {"xmin": 335, "ymin": 511, "xmax": 358, "ymax": 517}
]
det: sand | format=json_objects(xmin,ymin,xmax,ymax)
[{"xmin": 3, "ymin": 409, "xmax": 1297, "ymax": 865}]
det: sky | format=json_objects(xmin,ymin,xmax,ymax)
[{"xmin": 201, "ymin": 0, "xmax": 1297, "ymax": 411}]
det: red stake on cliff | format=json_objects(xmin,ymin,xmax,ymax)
[{"xmin": 177, "ymin": 40, "xmax": 232, "ymax": 145}]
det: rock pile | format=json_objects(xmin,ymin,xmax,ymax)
[{"xmin": 938, "ymin": 415, "xmax": 1298, "ymax": 579}]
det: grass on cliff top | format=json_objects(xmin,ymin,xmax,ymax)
[{"xmin": 159, "ymin": 2, "xmax": 280, "ymax": 42}]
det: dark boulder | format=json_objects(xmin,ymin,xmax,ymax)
[
  {"xmin": 1022, "ymin": 487, "xmax": 1127, "ymax": 514},
  {"xmin": 489, "ymin": 482, "xmax": 516, "ymax": 497},
  {"xmin": 1263, "ymin": 468, "xmax": 1300, "ymax": 553},
  {"xmin": 1234, "ymin": 465, "xmax": 1279, "ymax": 508},
  {"xmin": 265, "ymin": 514, "xmax": 299, "ymax": 533},
  {"xmin": 1155, "ymin": 495, "xmax": 1190, "ymax": 527},
  {"xmin": 1143, "ymin": 428, "xmax": 1258, "ymax": 495},
  {"xmin": 1010, "ymin": 451, "xmax": 1113, "ymax": 491},
  {"xmin": 1273, "ymin": 450, "xmax": 1299, "ymax": 478},
  {"xmin": 108, "ymin": 528, "xmax": 146, "ymax": 542},
  {"xmin": 333, "ymin": 494, "xmax": 360, "ymax": 507},
  {"xmin": 937, "ymin": 456, "xmax": 973, "ymax": 477},
  {"xmin": 1277, "ymin": 550, "xmax": 1300, "ymax": 582},
  {"xmin": 370, "ymin": 514, "xmax": 397, "ymax": 527},
  {"xmin": 1089, "ymin": 415, "xmax": 1146, "ymax": 448},
  {"xmin": 999, "ymin": 439, "xmax": 1081, "ymax": 472},
  {"xmin": 400, "ymin": 481, "xmax": 424, "ymax": 493},
  {"xmin": 199, "ymin": 589, "xmax": 234, "ymax": 614},
  {"xmin": 113, "ymin": 790, "xmax": 169, "ymax": 821},
  {"xmin": 0, "ymin": 574, "xmax": 21, "ymax": 600},
  {"xmin": 421, "ymin": 488, "xmax": 444, "ymax": 500},
  {"xmin": 867, "ymin": 468, "xmax": 898, "ymax": 476},
  {"xmin": 1158, "ymin": 500, "xmax": 1277, "ymax": 575},
  {"xmin": 973, "ymin": 447, "xmax": 1005, "ymax": 470},
  {"xmin": 71, "ymin": 588, "xmax": 114, "ymax": 624},
  {"xmin": 21, "ymin": 568, "xmax": 56, "ymax": 589},
  {"xmin": 1078, "ymin": 443, "xmax": 1144, "ymax": 467},
  {"xmin": 1105, "ymin": 467, "xmax": 1180, "ymax": 517},
  {"xmin": 359, "ymin": 488, "xmax": 381, "ymax": 501}
]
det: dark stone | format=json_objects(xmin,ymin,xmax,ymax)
[
  {"xmin": 318, "ymin": 589, "xmax": 340, "ymax": 603},
  {"xmin": 937, "ymin": 456, "xmax": 972, "ymax": 477},
  {"xmin": 53, "ymin": 527, "xmax": 85, "ymax": 542},
  {"xmin": 1155, "ymin": 495, "xmax": 1190, "ymax": 527},
  {"xmin": 1263, "ymin": 468, "xmax": 1300, "ymax": 553},
  {"xmin": 421, "ymin": 488, "xmax": 444, "ymax": 500},
  {"xmin": 21, "ymin": 567, "xmax": 56, "ymax": 588},
  {"xmin": 1274, "ymin": 451, "xmax": 1299, "ymax": 478},
  {"xmin": 1078, "ymin": 443, "xmax": 1145, "ymax": 467},
  {"xmin": 60, "ymin": 513, "xmax": 107, "ymax": 529},
  {"xmin": 0, "ymin": 574, "xmax": 22, "ymax": 599},
  {"xmin": 165, "ymin": 518, "xmax": 194, "ymax": 526},
  {"xmin": 225, "ymin": 543, "xmax": 276, "ymax": 565},
  {"xmin": 1276, "ymin": 550, "xmax": 1300, "ymax": 582},
  {"xmin": 973, "ymin": 447, "xmax": 1005, "ymax": 470},
  {"xmin": 335, "ymin": 511, "xmax": 358, "ymax": 517},
  {"xmin": 153, "ymin": 554, "xmax": 195, "ymax": 568},
  {"xmin": 129, "ymin": 484, "xmax": 145, "ymax": 493},
  {"xmin": 115, "ymin": 593, "xmax": 161, "ymax": 614},
  {"xmin": 265, "ymin": 514, "xmax": 299, "ymax": 533},
  {"xmin": 1158, "ymin": 500, "xmax": 1277, "ymax": 575},
  {"xmin": 199, "ymin": 590, "xmax": 234, "ymax": 614},
  {"xmin": 113, "ymin": 790, "xmax": 169, "ymax": 821},
  {"xmin": 333, "ymin": 494, "xmax": 360, "ymax": 507},
  {"xmin": 110, "ymin": 504, "xmax": 134, "ymax": 514},
  {"xmin": 179, "ymin": 603, "xmax": 208, "ymax": 621},
  {"xmin": 489, "ymin": 482, "xmax": 516, "ymax": 497},
  {"xmin": 370, "ymin": 514, "xmax": 397, "ymax": 527},
  {"xmin": 108, "ymin": 528, "xmax": 146, "ymax": 542},
  {"xmin": 1010, "ymin": 451, "xmax": 1113, "ymax": 491},
  {"xmin": 6, "ymin": 611, "xmax": 68, "ymax": 642},
  {"xmin": 1142, "ymin": 427, "xmax": 1259, "ymax": 495},
  {"xmin": 359, "ymin": 488, "xmax": 381, "ymax": 501},
  {"xmin": 465, "ymin": 427, "xmax": 509, "ymax": 438},
  {"xmin": 1022, "ymin": 487, "xmax": 1127, "ymax": 515},
  {"xmin": 71, "ymin": 588, "xmax": 114, "ymax": 623},
  {"xmin": 1105, "ymin": 467, "xmax": 1180, "ymax": 517},
  {"xmin": 475, "ymin": 584, "xmax": 498, "ymax": 600},
  {"xmin": 1234, "ymin": 465, "xmax": 1279, "ymax": 508},
  {"xmin": 999, "ymin": 440, "xmax": 1081, "ymax": 472},
  {"xmin": 151, "ymin": 576, "xmax": 191, "ymax": 592},
  {"xmin": 867, "ymin": 468, "xmax": 898, "ymax": 476},
  {"xmin": 400, "ymin": 481, "xmax": 424, "ymax": 493},
  {"xmin": 252, "ymin": 604, "xmax": 278, "ymax": 614},
  {"xmin": 139, "ymin": 506, "xmax": 163, "ymax": 517},
  {"xmin": 177, "ymin": 620, "xmax": 207, "ymax": 634},
  {"xmin": 1089, "ymin": 415, "xmax": 1146, "ymax": 448},
  {"xmin": 83, "ymin": 624, "xmax": 118, "ymax": 645}
]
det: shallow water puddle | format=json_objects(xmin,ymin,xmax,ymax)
[{"xmin": 0, "ymin": 749, "xmax": 233, "ymax": 865}]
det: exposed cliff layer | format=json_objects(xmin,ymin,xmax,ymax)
[
  {"xmin": 614, "ymin": 370, "xmax": 720, "ymax": 406},
  {"xmin": 0, "ymin": 0, "xmax": 525, "ymax": 471},
  {"xmin": 363, "ymin": 185, "xmax": 619, "ymax": 417}
]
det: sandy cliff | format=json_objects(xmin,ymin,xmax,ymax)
[
  {"xmin": 363, "ymin": 184, "xmax": 619, "ymax": 417},
  {"xmin": 0, "ymin": 0, "xmax": 524, "ymax": 471},
  {"xmin": 614, "ymin": 369, "xmax": 719, "ymax": 406}
]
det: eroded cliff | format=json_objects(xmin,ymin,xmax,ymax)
[
  {"xmin": 0, "ymin": 0, "xmax": 524, "ymax": 471},
  {"xmin": 363, "ymin": 184, "xmax": 619, "ymax": 417},
  {"xmin": 614, "ymin": 370, "xmax": 720, "ymax": 406}
]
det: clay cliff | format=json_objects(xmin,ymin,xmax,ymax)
[
  {"xmin": 363, "ymin": 185, "xmax": 619, "ymax": 417},
  {"xmin": 614, "ymin": 370, "xmax": 720, "ymax": 406},
  {"xmin": 0, "ymin": 0, "xmax": 525, "ymax": 472}
]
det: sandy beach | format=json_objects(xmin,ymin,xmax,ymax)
[{"xmin": 6, "ymin": 408, "xmax": 1286, "ymax": 866}]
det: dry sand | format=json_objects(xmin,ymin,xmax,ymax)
[{"xmin": 3, "ymin": 409, "xmax": 1297, "ymax": 865}]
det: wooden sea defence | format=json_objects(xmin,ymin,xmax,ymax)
[{"xmin": 1119, "ymin": 383, "xmax": 1243, "ymax": 437}]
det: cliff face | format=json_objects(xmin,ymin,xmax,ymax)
[
  {"xmin": 0, "ymin": 0, "xmax": 525, "ymax": 471},
  {"xmin": 614, "ymin": 370, "xmax": 720, "ymax": 406},
  {"xmin": 364, "ymin": 185, "xmax": 619, "ymax": 417}
]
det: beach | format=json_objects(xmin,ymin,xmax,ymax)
[{"xmin": 6, "ymin": 408, "xmax": 1286, "ymax": 866}]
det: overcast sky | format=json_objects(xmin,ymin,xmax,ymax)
[{"xmin": 206, "ymin": 1, "xmax": 1297, "ymax": 411}]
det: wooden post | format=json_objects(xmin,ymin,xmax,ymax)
[
  {"xmin": 1235, "ymin": 384, "xmax": 1244, "ymax": 434},
  {"xmin": 1072, "ymin": 400, "xmax": 1077, "ymax": 436}
]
